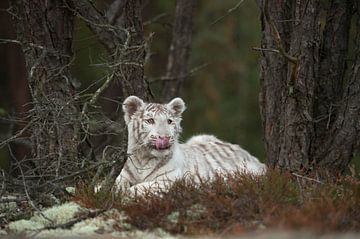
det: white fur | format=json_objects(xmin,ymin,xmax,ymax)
[{"xmin": 116, "ymin": 96, "xmax": 266, "ymax": 194}]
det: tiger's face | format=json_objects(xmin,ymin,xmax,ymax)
[{"xmin": 123, "ymin": 96, "xmax": 186, "ymax": 157}]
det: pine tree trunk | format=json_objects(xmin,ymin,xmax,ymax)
[
  {"xmin": 258, "ymin": 0, "xmax": 359, "ymax": 174},
  {"xmin": 12, "ymin": 0, "xmax": 80, "ymax": 178}
]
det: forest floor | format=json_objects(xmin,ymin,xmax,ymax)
[{"xmin": 1, "ymin": 170, "xmax": 360, "ymax": 238}]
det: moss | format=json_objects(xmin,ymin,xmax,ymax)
[
  {"xmin": 8, "ymin": 219, "xmax": 44, "ymax": 232},
  {"xmin": 7, "ymin": 202, "xmax": 84, "ymax": 234},
  {"xmin": 32, "ymin": 202, "xmax": 83, "ymax": 226},
  {"xmin": 112, "ymin": 228, "xmax": 178, "ymax": 239}
]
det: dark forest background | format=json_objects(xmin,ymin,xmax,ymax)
[
  {"xmin": 1, "ymin": 0, "xmax": 359, "ymax": 177},
  {"xmin": 0, "ymin": 0, "xmax": 265, "ymax": 167}
]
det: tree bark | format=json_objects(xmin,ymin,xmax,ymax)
[
  {"xmin": 278, "ymin": 1, "xmax": 320, "ymax": 170},
  {"xmin": 313, "ymin": 0, "xmax": 353, "ymax": 155},
  {"xmin": 161, "ymin": 0, "xmax": 197, "ymax": 101},
  {"xmin": 258, "ymin": 0, "xmax": 294, "ymax": 168},
  {"xmin": 315, "ymin": 2, "xmax": 360, "ymax": 171},
  {"xmin": 12, "ymin": 0, "xmax": 80, "ymax": 178},
  {"xmin": 259, "ymin": 0, "xmax": 359, "ymax": 174},
  {"xmin": 120, "ymin": 0, "xmax": 150, "ymax": 100}
]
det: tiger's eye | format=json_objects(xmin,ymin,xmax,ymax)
[
  {"xmin": 167, "ymin": 119, "xmax": 173, "ymax": 124},
  {"xmin": 145, "ymin": 118, "xmax": 155, "ymax": 124}
]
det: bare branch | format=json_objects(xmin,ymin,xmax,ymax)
[
  {"xmin": 263, "ymin": 0, "xmax": 298, "ymax": 64},
  {"xmin": 252, "ymin": 47, "xmax": 279, "ymax": 53},
  {"xmin": 292, "ymin": 173, "xmax": 323, "ymax": 184},
  {"xmin": 0, "ymin": 120, "xmax": 33, "ymax": 149},
  {"xmin": 210, "ymin": 0, "xmax": 245, "ymax": 26}
]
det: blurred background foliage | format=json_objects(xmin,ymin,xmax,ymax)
[
  {"xmin": 1, "ymin": 0, "xmax": 359, "ymax": 172},
  {"xmin": 71, "ymin": 0, "xmax": 265, "ymax": 159}
]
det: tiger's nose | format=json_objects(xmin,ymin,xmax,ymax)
[
  {"xmin": 158, "ymin": 135, "xmax": 170, "ymax": 140},
  {"xmin": 155, "ymin": 135, "xmax": 170, "ymax": 149}
]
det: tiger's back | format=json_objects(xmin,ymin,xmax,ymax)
[
  {"xmin": 115, "ymin": 96, "xmax": 266, "ymax": 193},
  {"xmin": 182, "ymin": 135, "xmax": 265, "ymax": 179}
]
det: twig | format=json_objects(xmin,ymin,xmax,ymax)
[
  {"xmin": 0, "ymin": 170, "xmax": 5, "ymax": 198},
  {"xmin": 263, "ymin": 0, "xmax": 298, "ymax": 64},
  {"xmin": 13, "ymin": 151, "xmax": 54, "ymax": 224},
  {"xmin": 150, "ymin": 63, "xmax": 209, "ymax": 83},
  {"xmin": 0, "ymin": 196, "xmax": 27, "ymax": 203},
  {"xmin": 91, "ymin": 145, "xmax": 120, "ymax": 187},
  {"xmin": 36, "ymin": 160, "xmax": 112, "ymax": 189},
  {"xmin": 144, "ymin": 13, "xmax": 168, "ymax": 26},
  {"xmin": 81, "ymin": 73, "xmax": 115, "ymax": 117},
  {"xmin": 252, "ymin": 47, "xmax": 279, "ymax": 53},
  {"xmin": 263, "ymin": 0, "xmax": 299, "ymax": 94},
  {"xmin": 0, "ymin": 38, "xmax": 44, "ymax": 49},
  {"xmin": 210, "ymin": 0, "xmax": 246, "ymax": 26},
  {"xmin": 0, "ymin": 120, "xmax": 33, "ymax": 148},
  {"xmin": 292, "ymin": 172, "xmax": 323, "ymax": 184}
]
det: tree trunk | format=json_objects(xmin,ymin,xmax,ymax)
[
  {"xmin": 258, "ymin": 0, "xmax": 359, "ymax": 174},
  {"xmin": 120, "ymin": 0, "xmax": 150, "ymax": 100},
  {"xmin": 278, "ymin": 0, "xmax": 320, "ymax": 170},
  {"xmin": 315, "ymin": 1, "xmax": 360, "ymax": 171},
  {"xmin": 258, "ymin": 0, "xmax": 294, "ymax": 168},
  {"xmin": 12, "ymin": 0, "xmax": 80, "ymax": 179},
  {"xmin": 161, "ymin": 0, "xmax": 197, "ymax": 100}
]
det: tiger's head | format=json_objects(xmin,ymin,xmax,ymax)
[{"xmin": 122, "ymin": 96, "xmax": 186, "ymax": 157}]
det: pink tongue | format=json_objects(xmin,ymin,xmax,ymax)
[{"xmin": 155, "ymin": 138, "xmax": 170, "ymax": 150}]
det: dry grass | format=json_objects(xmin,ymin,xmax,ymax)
[{"xmin": 73, "ymin": 169, "xmax": 360, "ymax": 236}]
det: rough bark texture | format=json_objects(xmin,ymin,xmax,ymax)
[
  {"xmin": 120, "ymin": 0, "xmax": 150, "ymax": 100},
  {"xmin": 258, "ymin": 0, "xmax": 293, "ymax": 168},
  {"xmin": 12, "ymin": 0, "xmax": 80, "ymax": 177},
  {"xmin": 162, "ymin": 0, "xmax": 197, "ymax": 101},
  {"xmin": 313, "ymin": 0, "xmax": 353, "ymax": 154},
  {"xmin": 316, "ymin": 2, "xmax": 360, "ymax": 171},
  {"xmin": 278, "ymin": 1, "xmax": 320, "ymax": 170},
  {"xmin": 259, "ymin": 0, "xmax": 359, "ymax": 173}
]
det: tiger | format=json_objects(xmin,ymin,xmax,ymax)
[{"xmin": 115, "ymin": 96, "xmax": 266, "ymax": 194}]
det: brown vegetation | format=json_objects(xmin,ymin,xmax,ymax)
[{"xmin": 74, "ymin": 170, "xmax": 360, "ymax": 236}]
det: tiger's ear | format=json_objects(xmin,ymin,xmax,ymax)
[
  {"xmin": 167, "ymin": 97, "xmax": 186, "ymax": 117},
  {"xmin": 123, "ymin": 96, "xmax": 144, "ymax": 124}
]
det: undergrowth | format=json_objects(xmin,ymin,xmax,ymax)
[{"xmin": 73, "ymin": 169, "xmax": 360, "ymax": 236}]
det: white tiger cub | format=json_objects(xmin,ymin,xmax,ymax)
[{"xmin": 115, "ymin": 96, "xmax": 266, "ymax": 194}]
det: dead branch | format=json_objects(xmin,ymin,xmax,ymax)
[
  {"xmin": 292, "ymin": 173, "xmax": 323, "ymax": 184},
  {"xmin": 263, "ymin": 0, "xmax": 298, "ymax": 64},
  {"xmin": 210, "ymin": 0, "xmax": 245, "ymax": 26},
  {"xmin": 252, "ymin": 47, "xmax": 279, "ymax": 53},
  {"xmin": 0, "ymin": 119, "xmax": 33, "ymax": 148}
]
